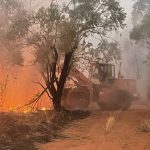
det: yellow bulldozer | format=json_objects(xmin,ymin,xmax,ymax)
[{"xmin": 62, "ymin": 63, "xmax": 139, "ymax": 110}]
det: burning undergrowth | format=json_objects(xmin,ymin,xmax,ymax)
[{"xmin": 0, "ymin": 110, "xmax": 90, "ymax": 150}]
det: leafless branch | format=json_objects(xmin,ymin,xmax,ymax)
[{"xmin": 32, "ymin": 81, "xmax": 52, "ymax": 99}]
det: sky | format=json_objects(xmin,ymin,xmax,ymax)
[{"xmin": 120, "ymin": 0, "xmax": 134, "ymax": 26}]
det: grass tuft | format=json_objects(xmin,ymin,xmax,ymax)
[
  {"xmin": 140, "ymin": 119, "xmax": 150, "ymax": 132},
  {"xmin": 0, "ymin": 110, "xmax": 90, "ymax": 150},
  {"xmin": 105, "ymin": 111, "xmax": 121, "ymax": 133}
]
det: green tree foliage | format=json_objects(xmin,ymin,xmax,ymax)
[
  {"xmin": 130, "ymin": 0, "xmax": 150, "ymax": 63},
  {"xmin": 131, "ymin": 0, "xmax": 150, "ymax": 100},
  {"xmin": 130, "ymin": 13, "xmax": 150, "ymax": 44},
  {"xmin": 8, "ymin": 0, "xmax": 126, "ymax": 111},
  {"xmin": 0, "ymin": 0, "xmax": 22, "ymax": 37},
  {"xmin": 132, "ymin": 0, "xmax": 150, "ymax": 25}
]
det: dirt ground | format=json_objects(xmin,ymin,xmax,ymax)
[{"xmin": 39, "ymin": 102, "xmax": 150, "ymax": 150}]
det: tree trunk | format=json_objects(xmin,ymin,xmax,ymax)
[
  {"xmin": 48, "ymin": 51, "xmax": 74, "ymax": 111},
  {"xmin": 56, "ymin": 52, "xmax": 73, "ymax": 111},
  {"xmin": 53, "ymin": 93, "xmax": 62, "ymax": 111},
  {"xmin": 49, "ymin": 89, "xmax": 62, "ymax": 112},
  {"xmin": 53, "ymin": 101, "xmax": 61, "ymax": 112}
]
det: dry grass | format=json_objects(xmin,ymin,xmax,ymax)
[
  {"xmin": 0, "ymin": 110, "xmax": 90, "ymax": 150},
  {"xmin": 105, "ymin": 111, "xmax": 121, "ymax": 133},
  {"xmin": 140, "ymin": 119, "xmax": 150, "ymax": 132}
]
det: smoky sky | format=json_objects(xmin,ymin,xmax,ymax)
[{"xmin": 22, "ymin": 0, "xmax": 149, "ymax": 99}]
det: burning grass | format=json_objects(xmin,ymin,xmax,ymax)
[{"xmin": 0, "ymin": 110, "xmax": 90, "ymax": 150}]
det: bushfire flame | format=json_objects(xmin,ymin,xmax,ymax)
[{"xmin": 0, "ymin": 50, "xmax": 53, "ymax": 112}]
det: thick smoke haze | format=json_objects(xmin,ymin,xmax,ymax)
[
  {"xmin": 0, "ymin": 0, "xmax": 149, "ymax": 110},
  {"xmin": 25, "ymin": 0, "xmax": 150, "ymax": 99},
  {"xmin": 119, "ymin": 0, "xmax": 149, "ymax": 99}
]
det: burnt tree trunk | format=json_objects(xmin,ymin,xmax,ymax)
[
  {"xmin": 48, "ymin": 51, "xmax": 73, "ymax": 111},
  {"xmin": 53, "ymin": 94, "xmax": 62, "ymax": 111}
]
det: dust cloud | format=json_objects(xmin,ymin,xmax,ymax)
[{"xmin": 115, "ymin": 0, "xmax": 150, "ymax": 100}]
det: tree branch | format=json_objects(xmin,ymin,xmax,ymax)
[{"xmin": 32, "ymin": 81, "xmax": 52, "ymax": 99}]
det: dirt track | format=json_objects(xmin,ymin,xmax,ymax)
[{"xmin": 39, "ymin": 102, "xmax": 150, "ymax": 150}]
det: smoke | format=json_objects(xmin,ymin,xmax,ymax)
[
  {"xmin": 0, "ymin": 46, "xmax": 51, "ymax": 111},
  {"xmin": 0, "ymin": 1, "xmax": 52, "ymax": 110},
  {"xmin": 114, "ymin": 0, "xmax": 150, "ymax": 100},
  {"xmin": 0, "ymin": 0, "xmax": 149, "ymax": 112}
]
